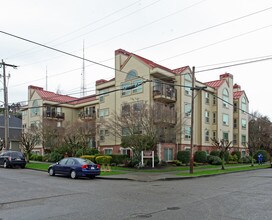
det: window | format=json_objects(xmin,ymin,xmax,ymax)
[
  {"xmin": 234, "ymin": 102, "xmax": 238, "ymax": 112},
  {"xmin": 122, "ymin": 104, "xmax": 130, "ymax": 116},
  {"xmin": 132, "ymin": 79, "xmax": 143, "ymax": 94},
  {"xmin": 241, "ymin": 97, "xmax": 247, "ymax": 112},
  {"xmin": 133, "ymin": 102, "xmax": 143, "ymax": 112},
  {"xmin": 213, "ymin": 95, "xmax": 217, "ymax": 105},
  {"xmin": 241, "ymin": 135, "xmax": 246, "ymax": 146},
  {"xmin": 205, "ymin": 111, "xmax": 210, "ymax": 123},
  {"xmin": 223, "ymin": 114, "xmax": 229, "ymax": 126},
  {"xmin": 233, "ymin": 119, "xmax": 237, "ymax": 128},
  {"xmin": 126, "ymin": 70, "xmax": 137, "ymax": 81},
  {"xmin": 164, "ymin": 148, "xmax": 173, "ymax": 161},
  {"xmin": 184, "ymin": 126, "xmax": 191, "ymax": 139},
  {"xmin": 213, "ymin": 112, "xmax": 216, "ymax": 124},
  {"xmin": 241, "ymin": 119, "xmax": 247, "ymax": 129},
  {"xmin": 153, "ymin": 80, "xmax": 162, "ymax": 93},
  {"xmin": 223, "ymin": 132, "xmax": 229, "ymax": 141},
  {"xmin": 122, "ymin": 127, "xmax": 130, "ymax": 136},
  {"xmin": 233, "ymin": 134, "xmax": 237, "ymax": 145},
  {"xmin": 205, "ymin": 130, "xmax": 209, "ymax": 142},
  {"xmin": 99, "ymin": 89, "xmax": 109, "ymax": 103},
  {"xmin": 104, "ymin": 149, "xmax": 113, "ymax": 155},
  {"xmin": 66, "ymin": 159, "xmax": 75, "ymax": 166},
  {"xmin": 99, "ymin": 108, "xmax": 109, "ymax": 118},
  {"xmin": 121, "ymin": 82, "xmax": 131, "ymax": 96},
  {"xmin": 99, "ymin": 129, "xmax": 109, "ymax": 142},
  {"xmin": 241, "ymin": 150, "xmax": 246, "ymax": 157},
  {"xmin": 212, "ymin": 131, "xmax": 217, "ymax": 139},
  {"xmin": 184, "ymin": 81, "xmax": 192, "ymax": 95},
  {"xmin": 85, "ymin": 106, "xmax": 95, "ymax": 117},
  {"xmin": 59, "ymin": 158, "xmax": 68, "ymax": 165},
  {"xmin": 184, "ymin": 103, "xmax": 191, "ymax": 117},
  {"xmin": 222, "ymin": 89, "xmax": 229, "ymax": 108},
  {"xmin": 205, "ymin": 92, "xmax": 210, "ymax": 104},
  {"xmin": 31, "ymin": 100, "xmax": 40, "ymax": 116}
]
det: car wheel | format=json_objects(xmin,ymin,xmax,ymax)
[
  {"xmin": 49, "ymin": 168, "xmax": 55, "ymax": 176},
  {"xmin": 70, "ymin": 170, "xmax": 77, "ymax": 179},
  {"xmin": 3, "ymin": 161, "xmax": 8, "ymax": 168}
]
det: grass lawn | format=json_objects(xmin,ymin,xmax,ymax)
[
  {"xmin": 26, "ymin": 162, "xmax": 271, "ymax": 177},
  {"xmin": 177, "ymin": 164, "xmax": 270, "ymax": 176}
]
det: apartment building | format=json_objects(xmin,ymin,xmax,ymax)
[
  {"xmin": 22, "ymin": 85, "xmax": 98, "ymax": 155},
  {"xmin": 22, "ymin": 49, "xmax": 249, "ymax": 160},
  {"xmin": 96, "ymin": 49, "xmax": 249, "ymax": 161}
]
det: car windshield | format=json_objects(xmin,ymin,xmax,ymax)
[{"xmin": 75, "ymin": 158, "xmax": 94, "ymax": 165}]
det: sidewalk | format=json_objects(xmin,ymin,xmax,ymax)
[{"xmin": 97, "ymin": 171, "xmax": 186, "ymax": 182}]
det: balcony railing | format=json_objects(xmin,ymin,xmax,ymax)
[
  {"xmin": 153, "ymin": 85, "xmax": 176, "ymax": 103},
  {"xmin": 79, "ymin": 112, "xmax": 96, "ymax": 120},
  {"xmin": 154, "ymin": 104, "xmax": 177, "ymax": 125},
  {"xmin": 44, "ymin": 111, "xmax": 65, "ymax": 120}
]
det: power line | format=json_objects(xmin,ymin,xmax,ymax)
[
  {"xmin": 134, "ymin": 5, "xmax": 272, "ymax": 53},
  {"xmin": 196, "ymin": 56, "xmax": 272, "ymax": 73},
  {"xmin": 159, "ymin": 24, "xmax": 272, "ymax": 62},
  {"xmin": 5, "ymin": 0, "xmax": 142, "ymax": 60}
]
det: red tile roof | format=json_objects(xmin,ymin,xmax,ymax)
[
  {"xmin": 233, "ymin": 91, "xmax": 244, "ymax": 100},
  {"xmin": 30, "ymin": 85, "xmax": 96, "ymax": 105},
  {"xmin": 205, "ymin": 80, "xmax": 224, "ymax": 88},
  {"xmin": 116, "ymin": 48, "xmax": 188, "ymax": 75}
]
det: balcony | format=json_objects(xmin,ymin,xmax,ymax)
[
  {"xmin": 44, "ymin": 111, "xmax": 65, "ymax": 120},
  {"xmin": 153, "ymin": 85, "xmax": 176, "ymax": 103},
  {"xmin": 79, "ymin": 112, "xmax": 96, "ymax": 120},
  {"xmin": 154, "ymin": 104, "xmax": 177, "ymax": 125}
]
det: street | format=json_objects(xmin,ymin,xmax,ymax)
[{"xmin": 1, "ymin": 168, "xmax": 272, "ymax": 220}]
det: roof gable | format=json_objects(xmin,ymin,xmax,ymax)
[{"xmin": 205, "ymin": 79, "xmax": 224, "ymax": 88}]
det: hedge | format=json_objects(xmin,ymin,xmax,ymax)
[
  {"xmin": 108, "ymin": 154, "xmax": 129, "ymax": 165},
  {"xmin": 194, "ymin": 151, "xmax": 207, "ymax": 163},
  {"xmin": 95, "ymin": 156, "xmax": 112, "ymax": 165},
  {"xmin": 177, "ymin": 151, "xmax": 190, "ymax": 164}
]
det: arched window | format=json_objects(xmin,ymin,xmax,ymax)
[
  {"xmin": 241, "ymin": 97, "xmax": 246, "ymax": 112},
  {"xmin": 126, "ymin": 70, "xmax": 137, "ymax": 81},
  {"xmin": 222, "ymin": 89, "xmax": 229, "ymax": 107}
]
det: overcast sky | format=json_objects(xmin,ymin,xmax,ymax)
[{"xmin": 1, "ymin": 0, "xmax": 272, "ymax": 118}]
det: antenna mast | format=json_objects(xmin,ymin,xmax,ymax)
[{"xmin": 81, "ymin": 40, "xmax": 86, "ymax": 97}]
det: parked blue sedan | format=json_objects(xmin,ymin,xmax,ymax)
[{"xmin": 48, "ymin": 157, "xmax": 100, "ymax": 179}]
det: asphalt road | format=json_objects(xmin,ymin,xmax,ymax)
[{"xmin": 0, "ymin": 168, "xmax": 272, "ymax": 220}]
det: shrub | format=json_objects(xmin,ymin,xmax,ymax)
[
  {"xmin": 207, "ymin": 155, "xmax": 222, "ymax": 165},
  {"xmin": 224, "ymin": 151, "xmax": 230, "ymax": 164},
  {"xmin": 95, "ymin": 156, "xmax": 112, "ymax": 165},
  {"xmin": 239, "ymin": 156, "xmax": 253, "ymax": 164},
  {"xmin": 108, "ymin": 154, "xmax": 129, "ymax": 165},
  {"xmin": 254, "ymin": 150, "xmax": 269, "ymax": 163},
  {"xmin": 126, "ymin": 158, "xmax": 139, "ymax": 168},
  {"xmin": 30, "ymin": 154, "xmax": 43, "ymax": 161},
  {"xmin": 169, "ymin": 160, "xmax": 182, "ymax": 166},
  {"xmin": 177, "ymin": 151, "xmax": 190, "ymax": 165},
  {"xmin": 80, "ymin": 155, "xmax": 96, "ymax": 162},
  {"xmin": 210, "ymin": 150, "xmax": 220, "ymax": 157},
  {"xmin": 231, "ymin": 151, "xmax": 241, "ymax": 160},
  {"xmin": 85, "ymin": 148, "xmax": 99, "ymax": 155},
  {"xmin": 194, "ymin": 151, "xmax": 207, "ymax": 163},
  {"xmin": 48, "ymin": 151, "xmax": 63, "ymax": 162}
]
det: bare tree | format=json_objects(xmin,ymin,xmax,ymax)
[
  {"xmin": 63, "ymin": 120, "xmax": 96, "ymax": 156},
  {"xmin": 211, "ymin": 138, "xmax": 232, "ymax": 170},
  {"xmin": 104, "ymin": 101, "xmax": 181, "ymax": 163},
  {"xmin": 21, "ymin": 128, "xmax": 41, "ymax": 162},
  {"xmin": 248, "ymin": 111, "xmax": 272, "ymax": 166}
]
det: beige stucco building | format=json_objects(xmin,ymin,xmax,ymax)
[{"xmin": 22, "ymin": 49, "xmax": 249, "ymax": 160}]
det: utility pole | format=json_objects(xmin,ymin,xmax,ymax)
[
  {"xmin": 0, "ymin": 60, "xmax": 17, "ymax": 151},
  {"xmin": 189, "ymin": 66, "xmax": 195, "ymax": 174}
]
